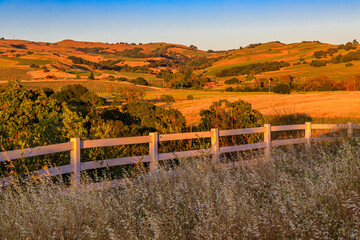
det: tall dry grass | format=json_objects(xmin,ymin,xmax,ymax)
[{"xmin": 1, "ymin": 140, "xmax": 360, "ymax": 239}]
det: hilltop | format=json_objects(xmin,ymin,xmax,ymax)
[{"xmin": 0, "ymin": 38, "xmax": 359, "ymax": 89}]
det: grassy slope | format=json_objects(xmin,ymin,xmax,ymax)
[
  {"xmin": 1, "ymin": 39, "xmax": 360, "ymax": 83},
  {"xmin": 0, "ymin": 39, "xmax": 205, "ymax": 81}
]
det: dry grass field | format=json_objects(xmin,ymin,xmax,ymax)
[
  {"xmin": 146, "ymin": 90, "xmax": 360, "ymax": 123},
  {"xmin": 1, "ymin": 141, "xmax": 360, "ymax": 239}
]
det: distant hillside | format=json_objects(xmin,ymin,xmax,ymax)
[{"xmin": 0, "ymin": 38, "xmax": 359, "ymax": 87}]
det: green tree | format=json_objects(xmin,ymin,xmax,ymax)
[
  {"xmin": 198, "ymin": 99, "xmax": 264, "ymax": 144},
  {"xmin": 272, "ymin": 84, "xmax": 291, "ymax": 94},
  {"xmin": 160, "ymin": 95, "xmax": 175, "ymax": 103},
  {"xmin": 88, "ymin": 72, "xmax": 95, "ymax": 80},
  {"xmin": 0, "ymin": 81, "xmax": 88, "ymax": 175}
]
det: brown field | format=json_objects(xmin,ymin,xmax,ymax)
[{"xmin": 146, "ymin": 90, "xmax": 360, "ymax": 123}]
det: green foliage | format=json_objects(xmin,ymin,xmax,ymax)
[
  {"xmin": 300, "ymin": 76, "xmax": 337, "ymax": 91},
  {"xmin": 113, "ymin": 85, "xmax": 145, "ymax": 103},
  {"xmin": 51, "ymin": 84, "xmax": 105, "ymax": 115},
  {"xmin": 88, "ymin": 72, "xmax": 95, "ymax": 80},
  {"xmin": 41, "ymin": 66, "xmax": 49, "ymax": 73},
  {"xmin": 224, "ymin": 78, "xmax": 240, "ymax": 85},
  {"xmin": 164, "ymin": 69, "xmax": 208, "ymax": 89},
  {"xmin": 117, "ymin": 77, "xmax": 128, "ymax": 81},
  {"xmin": 225, "ymin": 87, "xmax": 234, "ymax": 92},
  {"xmin": 189, "ymin": 45, "xmax": 198, "ymax": 50},
  {"xmin": 0, "ymin": 81, "xmax": 88, "ymax": 175},
  {"xmin": 198, "ymin": 99, "xmax": 264, "ymax": 144},
  {"xmin": 186, "ymin": 95, "xmax": 194, "ymax": 100},
  {"xmin": 42, "ymin": 87, "xmax": 54, "ymax": 97},
  {"xmin": 131, "ymin": 77, "xmax": 148, "ymax": 86},
  {"xmin": 345, "ymin": 63, "xmax": 354, "ymax": 67},
  {"xmin": 118, "ymin": 47, "xmax": 146, "ymax": 58},
  {"xmin": 338, "ymin": 42, "xmax": 356, "ymax": 51},
  {"xmin": 216, "ymin": 61, "xmax": 290, "ymax": 77},
  {"xmin": 122, "ymin": 101, "xmax": 186, "ymax": 134},
  {"xmin": 30, "ymin": 64, "xmax": 39, "ymax": 68},
  {"xmin": 160, "ymin": 94, "xmax": 175, "ymax": 103},
  {"xmin": 310, "ymin": 60, "xmax": 328, "ymax": 67},
  {"xmin": 330, "ymin": 50, "xmax": 360, "ymax": 63},
  {"xmin": 272, "ymin": 83, "xmax": 291, "ymax": 94}
]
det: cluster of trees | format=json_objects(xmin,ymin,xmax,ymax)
[
  {"xmin": 247, "ymin": 43, "xmax": 263, "ymax": 49},
  {"xmin": 310, "ymin": 60, "xmax": 328, "ymax": 67},
  {"xmin": 224, "ymin": 74, "xmax": 360, "ymax": 93},
  {"xmin": 117, "ymin": 47, "xmax": 147, "ymax": 58},
  {"xmin": 216, "ymin": 61, "xmax": 290, "ymax": 77},
  {"xmin": 130, "ymin": 77, "xmax": 149, "ymax": 86},
  {"xmin": 10, "ymin": 44, "xmax": 27, "ymax": 49},
  {"xmin": 164, "ymin": 69, "xmax": 209, "ymax": 89},
  {"xmin": 76, "ymin": 47, "xmax": 109, "ymax": 54},
  {"xmin": 0, "ymin": 81, "xmax": 265, "ymax": 177},
  {"xmin": 338, "ymin": 41, "xmax": 358, "ymax": 51},
  {"xmin": 310, "ymin": 49, "xmax": 360, "ymax": 67},
  {"xmin": 29, "ymin": 64, "xmax": 40, "ymax": 68},
  {"xmin": 313, "ymin": 48, "xmax": 338, "ymax": 59},
  {"xmin": 68, "ymin": 56, "xmax": 154, "ymax": 74},
  {"xmin": 330, "ymin": 50, "xmax": 360, "ymax": 63},
  {"xmin": 224, "ymin": 78, "xmax": 240, "ymax": 85}
]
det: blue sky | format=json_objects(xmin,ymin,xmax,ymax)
[{"xmin": 1, "ymin": 0, "xmax": 360, "ymax": 50}]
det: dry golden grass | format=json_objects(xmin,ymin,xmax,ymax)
[
  {"xmin": 1, "ymin": 140, "xmax": 360, "ymax": 239},
  {"xmin": 147, "ymin": 90, "xmax": 360, "ymax": 124}
]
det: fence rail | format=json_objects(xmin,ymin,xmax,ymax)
[{"xmin": 1, "ymin": 122, "xmax": 359, "ymax": 188}]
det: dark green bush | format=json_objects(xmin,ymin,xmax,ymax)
[
  {"xmin": 272, "ymin": 84, "xmax": 291, "ymax": 94},
  {"xmin": 187, "ymin": 95, "xmax": 194, "ymax": 100},
  {"xmin": 131, "ymin": 77, "xmax": 148, "ymax": 86},
  {"xmin": 224, "ymin": 78, "xmax": 240, "ymax": 85},
  {"xmin": 117, "ymin": 77, "xmax": 128, "ymax": 81},
  {"xmin": 225, "ymin": 87, "xmax": 234, "ymax": 92},
  {"xmin": 160, "ymin": 94, "xmax": 175, "ymax": 103}
]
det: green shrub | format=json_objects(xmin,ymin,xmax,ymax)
[
  {"xmin": 345, "ymin": 62, "xmax": 354, "ymax": 67},
  {"xmin": 131, "ymin": 77, "xmax": 148, "ymax": 86},
  {"xmin": 117, "ymin": 77, "xmax": 128, "ymax": 81},
  {"xmin": 225, "ymin": 87, "xmax": 234, "ymax": 92},
  {"xmin": 224, "ymin": 78, "xmax": 240, "ymax": 85},
  {"xmin": 160, "ymin": 94, "xmax": 175, "ymax": 103},
  {"xmin": 42, "ymin": 87, "xmax": 54, "ymax": 97},
  {"xmin": 51, "ymin": 84, "xmax": 105, "ymax": 114},
  {"xmin": 272, "ymin": 84, "xmax": 291, "ymax": 94},
  {"xmin": 198, "ymin": 99, "xmax": 264, "ymax": 145},
  {"xmin": 187, "ymin": 95, "xmax": 194, "ymax": 100},
  {"xmin": 88, "ymin": 72, "xmax": 95, "ymax": 80},
  {"xmin": 310, "ymin": 60, "xmax": 328, "ymax": 67}
]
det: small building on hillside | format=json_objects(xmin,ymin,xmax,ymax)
[{"xmin": 204, "ymin": 82, "xmax": 217, "ymax": 87}]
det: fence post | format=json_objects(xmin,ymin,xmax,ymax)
[
  {"xmin": 264, "ymin": 124, "xmax": 271, "ymax": 161},
  {"xmin": 70, "ymin": 137, "xmax": 81, "ymax": 187},
  {"xmin": 211, "ymin": 128, "xmax": 220, "ymax": 164},
  {"xmin": 348, "ymin": 122, "xmax": 353, "ymax": 138},
  {"xmin": 305, "ymin": 122, "xmax": 312, "ymax": 157},
  {"xmin": 149, "ymin": 132, "xmax": 159, "ymax": 172}
]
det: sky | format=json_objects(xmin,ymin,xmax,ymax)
[{"xmin": 1, "ymin": 0, "xmax": 360, "ymax": 50}]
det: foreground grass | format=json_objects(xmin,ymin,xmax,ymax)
[{"xmin": 1, "ymin": 140, "xmax": 360, "ymax": 239}]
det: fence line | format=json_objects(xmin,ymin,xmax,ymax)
[{"xmin": 1, "ymin": 122, "xmax": 359, "ymax": 188}]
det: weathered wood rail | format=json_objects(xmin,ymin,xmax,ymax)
[{"xmin": 1, "ymin": 122, "xmax": 358, "ymax": 188}]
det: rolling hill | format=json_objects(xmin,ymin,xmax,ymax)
[{"xmin": 0, "ymin": 38, "xmax": 359, "ymax": 87}]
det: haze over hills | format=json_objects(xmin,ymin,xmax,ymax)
[{"xmin": 0, "ymin": 38, "xmax": 359, "ymax": 89}]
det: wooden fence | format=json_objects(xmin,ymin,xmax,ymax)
[{"xmin": 0, "ymin": 122, "xmax": 359, "ymax": 188}]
